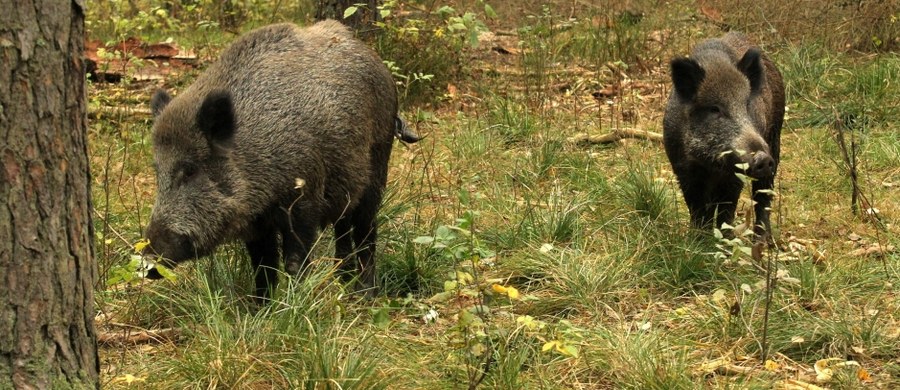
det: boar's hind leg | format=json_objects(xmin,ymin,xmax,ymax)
[
  {"xmin": 751, "ymin": 177, "xmax": 775, "ymax": 242},
  {"xmin": 340, "ymin": 185, "xmax": 381, "ymax": 295},
  {"xmin": 246, "ymin": 234, "xmax": 280, "ymax": 301}
]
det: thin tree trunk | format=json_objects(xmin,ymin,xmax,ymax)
[{"xmin": 0, "ymin": 1, "xmax": 99, "ymax": 388}]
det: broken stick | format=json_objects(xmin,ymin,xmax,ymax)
[{"xmin": 568, "ymin": 128, "xmax": 663, "ymax": 145}]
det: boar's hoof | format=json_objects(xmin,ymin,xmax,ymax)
[
  {"xmin": 748, "ymin": 152, "xmax": 775, "ymax": 179},
  {"xmin": 285, "ymin": 260, "xmax": 303, "ymax": 276}
]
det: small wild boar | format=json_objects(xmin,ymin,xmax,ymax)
[
  {"xmin": 663, "ymin": 32, "xmax": 785, "ymax": 239},
  {"xmin": 143, "ymin": 21, "xmax": 419, "ymax": 299}
]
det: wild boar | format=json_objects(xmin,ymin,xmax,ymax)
[
  {"xmin": 663, "ymin": 32, "xmax": 785, "ymax": 240},
  {"xmin": 143, "ymin": 21, "xmax": 419, "ymax": 299}
]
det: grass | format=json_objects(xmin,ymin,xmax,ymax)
[{"xmin": 90, "ymin": 1, "xmax": 899, "ymax": 389}]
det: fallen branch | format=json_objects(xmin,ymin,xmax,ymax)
[
  {"xmin": 568, "ymin": 128, "xmax": 663, "ymax": 145},
  {"xmin": 97, "ymin": 327, "xmax": 178, "ymax": 345}
]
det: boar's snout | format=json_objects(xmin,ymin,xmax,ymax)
[
  {"xmin": 143, "ymin": 222, "xmax": 196, "ymax": 267},
  {"xmin": 747, "ymin": 151, "xmax": 775, "ymax": 179}
]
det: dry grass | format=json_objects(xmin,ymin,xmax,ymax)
[{"xmin": 88, "ymin": 1, "xmax": 899, "ymax": 389}]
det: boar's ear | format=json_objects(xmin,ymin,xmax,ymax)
[
  {"xmin": 670, "ymin": 57, "xmax": 705, "ymax": 101},
  {"xmin": 197, "ymin": 89, "xmax": 236, "ymax": 148},
  {"xmin": 737, "ymin": 48, "xmax": 764, "ymax": 93},
  {"xmin": 150, "ymin": 89, "xmax": 172, "ymax": 117}
]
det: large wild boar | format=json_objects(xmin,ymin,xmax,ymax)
[
  {"xmin": 143, "ymin": 21, "xmax": 419, "ymax": 299},
  {"xmin": 663, "ymin": 32, "xmax": 785, "ymax": 240}
]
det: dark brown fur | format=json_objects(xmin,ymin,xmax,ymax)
[
  {"xmin": 663, "ymin": 32, "xmax": 785, "ymax": 239},
  {"xmin": 144, "ymin": 21, "xmax": 417, "ymax": 299}
]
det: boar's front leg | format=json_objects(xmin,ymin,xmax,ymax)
[
  {"xmin": 246, "ymin": 233, "xmax": 280, "ymax": 301},
  {"xmin": 676, "ymin": 168, "xmax": 716, "ymax": 229},
  {"xmin": 281, "ymin": 207, "xmax": 318, "ymax": 277},
  {"xmin": 752, "ymin": 177, "xmax": 775, "ymax": 243},
  {"xmin": 334, "ymin": 217, "xmax": 354, "ymax": 261}
]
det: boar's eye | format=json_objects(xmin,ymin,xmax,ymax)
[
  {"xmin": 174, "ymin": 162, "xmax": 199, "ymax": 186},
  {"xmin": 703, "ymin": 106, "xmax": 723, "ymax": 116}
]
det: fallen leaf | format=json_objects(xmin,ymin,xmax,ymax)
[
  {"xmin": 696, "ymin": 356, "xmax": 730, "ymax": 374},
  {"xmin": 814, "ymin": 358, "xmax": 839, "ymax": 382},
  {"xmin": 776, "ymin": 379, "xmax": 827, "ymax": 390},
  {"xmin": 447, "ymin": 83, "xmax": 458, "ymax": 98}
]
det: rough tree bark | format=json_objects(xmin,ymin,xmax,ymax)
[
  {"xmin": 0, "ymin": 1, "xmax": 99, "ymax": 389},
  {"xmin": 315, "ymin": 0, "xmax": 381, "ymax": 34}
]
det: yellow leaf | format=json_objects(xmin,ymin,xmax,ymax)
[
  {"xmin": 491, "ymin": 284, "xmax": 507, "ymax": 294},
  {"xmin": 542, "ymin": 341, "xmax": 558, "ymax": 352},
  {"xmin": 711, "ymin": 289, "xmax": 727, "ymax": 303},
  {"xmin": 506, "ymin": 286, "xmax": 520, "ymax": 299},
  {"xmin": 696, "ymin": 357, "xmax": 730, "ymax": 373},
  {"xmin": 765, "ymin": 359, "xmax": 780, "ymax": 371},
  {"xmin": 814, "ymin": 358, "xmax": 842, "ymax": 382},
  {"xmin": 133, "ymin": 238, "xmax": 150, "ymax": 252},
  {"xmin": 777, "ymin": 379, "xmax": 827, "ymax": 390},
  {"xmin": 113, "ymin": 374, "xmax": 146, "ymax": 384}
]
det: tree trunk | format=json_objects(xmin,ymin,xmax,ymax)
[
  {"xmin": 0, "ymin": 1, "xmax": 99, "ymax": 389},
  {"xmin": 315, "ymin": 0, "xmax": 381, "ymax": 35}
]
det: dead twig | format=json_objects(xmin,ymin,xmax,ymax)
[
  {"xmin": 98, "ymin": 327, "xmax": 178, "ymax": 345},
  {"xmin": 89, "ymin": 105, "xmax": 152, "ymax": 119},
  {"xmin": 568, "ymin": 128, "xmax": 663, "ymax": 145}
]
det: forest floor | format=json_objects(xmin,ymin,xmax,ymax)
[{"xmin": 87, "ymin": 1, "xmax": 899, "ymax": 388}]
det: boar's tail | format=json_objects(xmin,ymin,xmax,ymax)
[{"xmin": 395, "ymin": 116, "xmax": 422, "ymax": 143}]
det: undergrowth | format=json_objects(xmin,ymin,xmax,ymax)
[{"xmin": 90, "ymin": 1, "xmax": 899, "ymax": 389}]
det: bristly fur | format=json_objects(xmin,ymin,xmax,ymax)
[
  {"xmin": 663, "ymin": 32, "xmax": 785, "ymax": 240},
  {"xmin": 144, "ymin": 21, "xmax": 417, "ymax": 299}
]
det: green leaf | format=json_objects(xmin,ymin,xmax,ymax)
[
  {"xmin": 435, "ymin": 225, "xmax": 455, "ymax": 241},
  {"xmin": 444, "ymin": 280, "xmax": 458, "ymax": 291},
  {"xmin": 468, "ymin": 30, "xmax": 479, "ymax": 48},
  {"xmin": 413, "ymin": 235, "xmax": 435, "ymax": 245},
  {"xmin": 372, "ymin": 308, "xmax": 391, "ymax": 329},
  {"xmin": 153, "ymin": 264, "xmax": 177, "ymax": 282},
  {"xmin": 379, "ymin": 9, "xmax": 391, "ymax": 19},
  {"xmin": 436, "ymin": 5, "xmax": 455, "ymax": 16},
  {"xmin": 429, "ymin": 291, "xmax": 455, "ymax": 303},
  {"xmin": 562, "ymin": 345, "xmax": 580, "ymax": 358},
  {"xmin": 450, "ymin": 22, "xmax": 467, "ymax": 31},
  {"xmin": 484, "ymin": 4, "xmax": 497, "ymax": 18},
  {"xmin": 458, "ymin": 309, "xmax": 475, "ymax": 326},
  {"xmin": 470, "ymin": 304, "xmax": 491, "ymax": 315},
  {"xmin": 106, "ymin": 266, "xmax": 136, "ymax": 286},
  {"xmin": 470, "ymin": 342, "xmax": 486, "ymax": 356},
  {"xmin": 343, "ymin": 6, "xmax": 359, "ymax": 19}
]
